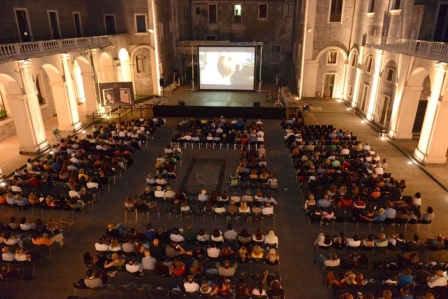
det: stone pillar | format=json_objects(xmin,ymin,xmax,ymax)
[
  {"xmin": 414, "ymin": 61, "xmax": 448, "ymax": 163},
  {"xmin": 351, "ymin": 67, "xmax": 363, "ymax": 108},
  {"xmin": 366, "ymin": 50, "xmax": 383, "ymax": 121},
  {"xmin": 390, "ymin": 85, "xmax": 423, "ymax": 139},
  {"xmin": 16, "ymin": 60, "xmax": 49, "ymax": 154},
  {"xmin": 302, "ymin": 60, "xmax": 318, "ymax": 97},
  {"xmin": 80, "ymin": 71, "xmax": 98, "ymax": 115},
  {"xmin": 60, "ymin": 53, "xmax": 82, "ymax": 132}
]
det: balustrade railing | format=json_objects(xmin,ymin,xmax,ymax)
[
  {"xmin": 0, "ymin": 36, "xmax": 111, "ymax": 62},
  {"xmin": 365, "ymin": 36, "xmax": 448, "ymax": 62}
]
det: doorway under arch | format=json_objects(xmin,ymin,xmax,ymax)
[
  {"xmin": 98, "ymin": 52, "xmax": 115, "ymax": 83},
  {"xmin": 118, "ymin": 48, "xmax": 132, "ymax": 82},
  {"xmin": 39, "ymin": 64, "xmax": 80, "ymax": 132}
]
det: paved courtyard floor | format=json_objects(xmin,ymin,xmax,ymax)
[{"xmin": 0, "ymin": 88, "xmax": 447, "ymax": 298}]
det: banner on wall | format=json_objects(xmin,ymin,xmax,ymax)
[{"xmin": 99, "ymin": 82, "xmax": 134, "ymax": 106}]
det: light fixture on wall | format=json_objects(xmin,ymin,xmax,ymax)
[{"xmin": 148, "ymin": 29, "xmax": 154, "ymax": 33}]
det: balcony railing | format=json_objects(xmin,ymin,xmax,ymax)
[
  {"xmin": 0, "ymin": 36, "xmax": 111, "ymax": 63},
  {"xmin": 366, "ymin": 36, "xmax": 448, "ymax": 62}
]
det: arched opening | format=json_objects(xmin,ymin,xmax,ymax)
[
  {"xmin": 412, "ymin": 76, "xmax": 430, "ymax": 135},
  {"xmin": 98, "ymin": 52, "xmax": 115, "ymax": 83},
  {"xmin": 392, "ymin": 67, "xmax": 431, "ymax": 140},
  {"xmin": 0, "ymin": 74, "xmax": 48, "ymax": 151},
  {"xmin": 131, "ymin": 46, "xmax": 153, "ymax": 96},
  {"xmin": 40, "ymin": 64, "xmax": 80, "ymax": 132},
  {"xmin": 73, "ymin": 56, "xmax": 99, "ymax": 115},
  {"xmin": 118, "ymin": 48, "xmax": 132, "ymax": 82},
  {"xmin": 314, "ymin": 46, "xmax": 348, "ymax": 99}
]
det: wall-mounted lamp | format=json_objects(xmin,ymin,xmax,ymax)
[{"xmin": 148, "ymin": 29, "xmax": 154, "ymax": 33}]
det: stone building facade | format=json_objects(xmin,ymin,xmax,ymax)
[{"xmin": 295, "ymin": 0, "xmax": 448, "ymax": 164}]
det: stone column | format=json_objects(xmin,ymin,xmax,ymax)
[
  {"xmin": 414, "ymin": 61, "xmax": 448, "ymax": 163},
  {"xmin": 16, "ymin": 60, "xmax": 49, "ymax": 154},
  {"xmin": 390, "ymin": 85, "xmax": 423, "ymax": 139},
  {"xmin": 60, "ymin": 53, "xmax": 82, "ymax": 132},
  {"xmin": 366, "ymin": 50, "xmax": 383, "ymax": 121},
  {"xmin": 80, "ymin": 70, "xmax": 98, "ymax": 115}
]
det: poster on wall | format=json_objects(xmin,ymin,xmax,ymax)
[{"xmin": 99, "ymin": 82, "xmax": 134, "ymax": 106}]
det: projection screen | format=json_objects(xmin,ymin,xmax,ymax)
[{"xmin": 198, "ymin": 46, "xmax": 255, "ymax": 90}]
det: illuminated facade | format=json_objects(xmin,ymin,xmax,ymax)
[{"xmin": 295, "ymin": 0, "xmax": 448, "ymax": 164}]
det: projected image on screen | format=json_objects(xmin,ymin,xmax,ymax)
[{"xmin": 199, "ymin": 46, "xmax": 255, "ymax": 90}]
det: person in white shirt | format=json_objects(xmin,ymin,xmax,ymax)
[
  {"xmin": 264, "ymin": 230, "xmax": 279, "ymax": 248},
  {"xmin": 69, "ymin": 187, "xmax": 80, "ymax": 198},
  {"xmin": 427, "ymin": 270, "xmax": 448, "ymax": 288},
  {"xmin": 154, "ymin": 186, "xmax": 165, "ymax": 199},
  {"xmin": 95, "ymin": 238, "xmax": 109, "ymax": 252},
  {"xmin": 184, "ymin": 275, "xmax": 200, "ymax": 293},
  {"xmin": 4, "ymin": 232, "xmax": 23, "ymax": 248},
  {"xmin": 315, "ymin": 253, "xmax": 340, "ymax": 267},
  {"xmin": 19, "ymin": 217, "xmax": 35, "ymax": 231},
  {"xmin": 251, "ymin": 282, "xmax": 267, "ymax": 297},
  {"xmin": 2, "ymin": 247, "xmax": 15, "ymax": 262},
  {"xmin": 412, "ymin": 192, "xmax": 422, "ymax": 207},
  {"xmin": 206, "ymin": 243, "xmax": 221, "ymax": 259},
  {"xmin": 126, "ymin": 259, "xmax": 143, "ymax": 274},
  {"xmin": 170, "ymin": 228, "xmax": 185, "ymax": 243},
  {"xmin": 363, "ymin": 142, "xmax": 371, "ymax": 151},
  {"xmin": 346, "ymin": 235, "xmax": 361, "ymax": 248},
  {"xmin": 86, "ymin": 179, "xmax": 99, "ymax": 189},
  {"xmin": 262, "ymin": 203, "xmax": 274, "ymax": 216},
  {"xmin": 198, "ymin": 189, "xmax": 208, "ymax": 203}
]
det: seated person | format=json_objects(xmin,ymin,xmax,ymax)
[
  {"xmin": 313, "ymin": 233, "xmax": 332, "ymax": 247},
  {"xmin": 32, "ymin": 232, "xmax": 66, "ymax": 248},
  {"xmin": 184, "ymin": 274, "xmax": 200, "ymax": 293},
  {"xmin": 266, "ymin": 248, "xmax": 280, "ymax": 265},
  {"xmin": 206, "ymin": 242, "xmax": 221, "ymax": 259},
  {"xmin": 84, "ymin": 269, "xmax": 103, "ymax": 289},
  {"xmin": 170, "ymin": 259, "xmax": 186, "ymax": 276},
  {"xmin": 216, "ymin": 260, "xmax": 238, "ymax": 277},
  {"xmin": 126, "ymin": 259, "xmax": 143, "ymax": 274}
]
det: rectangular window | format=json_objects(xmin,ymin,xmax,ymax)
[
  {"xmin": 208, "ymin": 4, "xmax": 217, "ymax": 23},
  {"xmin": 73, "ymin": 12, "xmax": 83, "ymax": 37},
  {"xmin": 205, "ymin": 34, "xmax": 217, "ymax": 40},
  {"xmin": 349, "ymin": 85, "xmax": 354, "ymax": 97},
  {"xmin": 434, "ymin": 4, "xmax": 448, "ymax": 42},
  {"xmin": 104, "ymin": 15, "xmax": 116, "ymax": 34},
  {"xmin": 329, "ymin": 0, "xmax": 343, "ymax": 23},
  {"xmin": 271, "ymin": 45, "xmax": 281, "ymax": 52},
  {"xmin": 284, "ymin": 3, "xmax": 293, "ymax": 18},
  {"xmin": 368, "ymin": 0, "xmax": 375, "ymax": 13},
  {"xmin": 14, "ymin": 8, "xmax": 32, "ymax": 42},
  {"xmin": 48, "ymin": 11, "xmax": 61, "ymax": 39},
  {"xmin": 234, "ymin": 4, "xmax": 242, "ymax": 23},
  {"xmin": 158, "ymin": 22, "xmax": 164, "ymax": 41},
  {"xmin": 135, "ymin": 14, "xmax": 147, "ymax": 33},
  {"xmin": 327, "ymin": 51, "xmax": 338, "ymax": 64},
  {"xmin": 259, "ymin": 4, "xmax": 268, "ymax": 19},
  {"xmin": 386, "ymin": 68, "xmax": 394, "ymax": 82},
  {"xmin": 195, "ymin": 7, "xmax": 200, "ymax": 15},
  {"xmin": 392, "ymin": 0, "xmax": 401, "ymax": 10},
  {"xmin": 351, "ymin": 53, "xmax": 357, "ymax": 67},
  {"xmin": 366, "ymin": 56, "xmax": 373, "ymax": 73}
]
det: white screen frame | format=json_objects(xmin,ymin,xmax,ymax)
[{"xmin": 198, "ymin": 46, "xmax": 256, "ymax": 91}]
